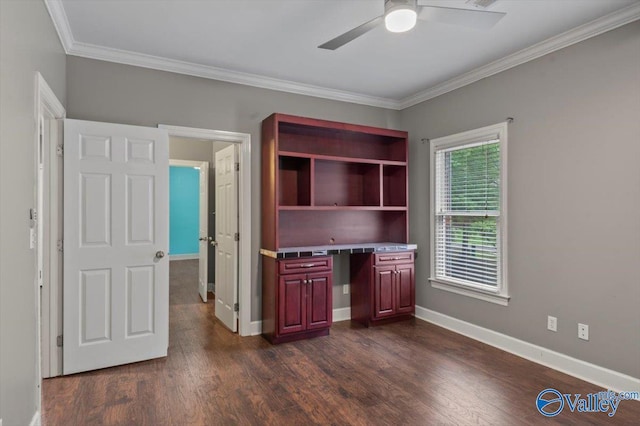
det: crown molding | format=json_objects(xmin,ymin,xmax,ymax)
[
  {"xmin": 44, "ymin": 0, "xmax": 640, "ymax": 111},
  {"xmin": 43, "ymin": 0, "xmax": 74, "ymax": 53},
  {"xmin": 65, "ymin": 41, "xmax": 401, "ymax": 109},
  {"xmin": 398, "ymin": 2, "xmax": 640, "ymax": 109}
]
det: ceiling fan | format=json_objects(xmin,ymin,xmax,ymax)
[{"xmin": 318, "ymin": 0, "xmax": 506, "ymax": 50}]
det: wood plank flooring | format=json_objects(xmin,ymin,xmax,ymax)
[{"xmin": 42, "ymin": 260, "xmax": 640, "ymax": 425}]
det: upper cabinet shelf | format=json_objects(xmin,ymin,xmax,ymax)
[
  {"xmin": 278, "ymin": 115, "xmax": 407, "ymax": 163},
  {"xmin": 262, "ymin": 113, "xmax": 409, "ymax": 251}
]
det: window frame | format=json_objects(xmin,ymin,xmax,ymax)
[{"xmin": 429, "ymin": 122, "xmax": 509, "ymax": 306}]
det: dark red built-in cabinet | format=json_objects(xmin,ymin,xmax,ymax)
[
  {"xmin": 350, "ymin": 252, "xmax": 415, "ymax": 327},
  {"xmin": 261, "ymin": 113, "xmax": 414, "ymax": 343},
  {"xmin": 262, "ymin": 256, "xmax": 333, "ymax": 344}
]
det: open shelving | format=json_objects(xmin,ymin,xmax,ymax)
[{"xmin": 262, "ymin": 113, "xmax": 409, "ymax": 250}]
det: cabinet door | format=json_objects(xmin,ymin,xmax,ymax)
[
  {"xmin": 395, "ymin": 263, "xmax": 414, "ymax": 314},
  {"xmin": 374, "ymin": 266, "xmax": 396, "ymax": 318},
  {"xmin": 306, "ymin": 272, "xmax": 332, "ymax": 330},
  {"xmin": 278, "ymin": 273, "xmax": 306, "ymax": 335}
]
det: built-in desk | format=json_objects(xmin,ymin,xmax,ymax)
[
  {"xmin": 260, "ymin": 242, "xmax": 417, "ymax": 259},
  {"xmin": 260, "ymin": 243, "xmax": 417, "ymax": 343},
  {"xmin": 260, "ymin": 113, "xmax": 412, "ymax": 344}
]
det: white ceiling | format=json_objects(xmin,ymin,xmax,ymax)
[{"xmin": 49, "ymin": 0, "xmax": 640, "ymax": 109}]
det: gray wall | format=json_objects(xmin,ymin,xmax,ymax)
[
  {"xmin": 401, "ymin": 21, "xmax": 640, "ymax": 378},
  {"xmin": 66, "ymin": 56, "xmax": 401, "ymax": 320},
  {"xmin": 170, "ymin": 136, "xmax": 215, "ymax": 161},
  {"xmin": 0, "ymin": 0, "xmax": 66, "ymax": 424}
]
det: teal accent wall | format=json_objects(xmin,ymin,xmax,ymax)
[{"xmin": 170, "ymin": 166, "xmax": 200, "ymax": 255}]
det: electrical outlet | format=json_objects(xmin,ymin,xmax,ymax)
[
  {"xmin": 547, "ymin": 316, "xmax": 557, "ymax": 332},
  {"xmin": 578, "ymin": 323, "xmax": 589, "ymax": 341},
  {"xmin": 342, "ymin": 284, "xmax": 349, "ymax": 295}
]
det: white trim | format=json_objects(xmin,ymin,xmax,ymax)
[
  {"xmin": 169, "ymin": 159, "xmax": 207, "ymax": 168},
  {"xmin": 160, "ymin": 125, "xmax": 253, "ymax": 337},
  {"xmin": 35, "ymin": 74, "xmax": 65, "ymax": 426},
  {"xmin": 430, "ymin": 280, "xmax": 509, "ymax": 306},
  {"xmin": 43, "ymin": 0, "xmax": 74, "ymax": 53},
  {"xmin": 414, "ymin": 306, "xmax": 640, "ymax": 398},
  {"xmin": 399, "ymin": 3, "xmax": 640, "ymax": 108},
  {"xmin": 169, "ymin": 254, "xmax": 199, "ymax": 261},
  {"xmin": 429, "ymin": 121, "xmax": 509, "ymax": 302},
  {"xmin": 36, "ymin": 73, "xmax": 65, "ymax": 119},
  {"xmin": 44, "ymin": 1, "xmax": 640, "ymax": 110},
  {"xmin": 250, "ymin": 320, "xmax": 263, "ymax": 336},
  {"xmin": 29, "ymin": 411, "xmax": 41, "ymax": 426},
  {"xmin": 332, "ymin": 307, "xmax": 352, "ymax": 322},
  {"xmin": 69, "ymin": 41, "xmax": 397, "ymax": 110}
]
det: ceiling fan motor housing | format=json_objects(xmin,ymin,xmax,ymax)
[{"xmin": 385, "ymin": 0, "xmax": 417, "ymax": 14}]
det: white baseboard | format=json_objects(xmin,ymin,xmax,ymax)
[
  {"xmin": 332, "ymin": 307, "xmax": 351, "ymax": 322},
  {"xmin": 249, "ymin": 320, "xmax": 262, "ymax": 336},
  {"xmin": 29, "ymin": 411, "xmax": 41, "ymax": 426},
  {"xmin": 169, "ymin": 254, "xmax": 199, "ymax": 261},
  {"xmin": 415, "ymin": 306, "xmax": 640, "ymax": 398},
  {"xmin": 248, "ymin": 307, "xmax": 351, "ymax": 337}
]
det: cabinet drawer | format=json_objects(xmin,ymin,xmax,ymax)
[
  {"xmin": 279, "ymin": 256, "xmax": 333, "ymax": 274},
  {"xmin": 374, "ymin": 252, "xmax": 414, "ymax": 265}
]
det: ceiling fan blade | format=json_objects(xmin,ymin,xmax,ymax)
[
  {"xmin": 318, "ymin": 15, "xmax": 384, "ymax": 50},
  {"xmin": 417, "ymin": 5, "xmax": 505, "ymax": 30}
]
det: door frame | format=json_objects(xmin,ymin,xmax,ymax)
[
  {"xmin": 160, "ymin": 125, "xmax": 252, "ymax": 336},
  {"xmin": 36, "ymin": 72, "xmax": 65, "ymax": 396}
]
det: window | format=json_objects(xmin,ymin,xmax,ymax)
[{"xmin": 429, "ymin": 122, "xmax": 508, "ymax": 305}]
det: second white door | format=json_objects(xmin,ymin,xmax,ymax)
[
  {"xmin": 197, "ymin": 162, "xmax": 209, "ymax": 302},
  {"xmin": 214, "ymin": 145, "xmax": 238, "ymax": 331}
]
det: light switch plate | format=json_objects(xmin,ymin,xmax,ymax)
[{"xmin": 547, "ymin": 316, "xmax": 557, "ymax": 332}]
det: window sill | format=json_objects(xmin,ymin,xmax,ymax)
[{"xmin": 429, "ymin": 278, "xmax": 510, "ymax": 306}]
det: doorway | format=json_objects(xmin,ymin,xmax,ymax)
[
  {"xmin": 169, "ymin": 158, "xmax": 211, "ymax": 302},
  {"xmin": 160, "ymin": 125, "xmax": 251, "ymax": 336}
]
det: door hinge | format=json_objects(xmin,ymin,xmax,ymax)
[
  {"xmin": 57, "ymin": 239, "xmax": 63, "ymax": 252},
  {"xmin": 234, "ymin": 232, "xmax": 240, "ymax": 241},
  {"xmin": 235, "ymin": 162, "xmax": 240, "ymax": 171},
  {"xmin": 56, "ymin": 145, "xmax": 64, "ymax": 157},
  {"xmin": 233, "ymin": 303, "xmax": 239, "ymax": 312},
  {"xmin": 56, "ymin": 335, "xmax": 63, "ymax": 347}
]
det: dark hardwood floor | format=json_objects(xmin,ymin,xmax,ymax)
[{"xmin": 42, "ymin": 260, "xmax": 640, "ymax": 425}]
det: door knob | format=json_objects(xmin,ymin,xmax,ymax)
[
  {"xmin": 210, "ymin": 240, "xmax": 218, "ymax": 247},
  {"xmin": 199, "ymin": 237, "xmax": 208, "ymax": 241},
  {"xmin": 155, "ymin": 251, "xmax": 165, "ymax": 259}
]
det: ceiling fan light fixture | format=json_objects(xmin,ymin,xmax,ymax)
[{"xmin": 384, "ymin": 6, "xmax": 417, "ymax": 33}]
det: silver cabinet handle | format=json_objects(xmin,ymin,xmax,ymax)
[{"xmin": 155, "ymin": 251, "xmax": 165, "ymax": 259}]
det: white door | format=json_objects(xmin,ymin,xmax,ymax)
[
  {"xmin": 63, "ymin": 119, "xmax": 169, "ymax": 374},
  {"xmin": 214, "ymin": 145, "xmax": 238, "ymax": 331},
  {"xmin": 197, "ymin": 162, "xmax": 209, "ymax": 302}
]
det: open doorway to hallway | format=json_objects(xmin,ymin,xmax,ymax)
[{"xmin": 168, "ymin": 136, "xmax": 238, "ymax": 331}]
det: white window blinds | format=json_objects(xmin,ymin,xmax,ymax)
[{"xmin": 434, "ymin": 139, "xmax": 501, "ymax": 287}]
